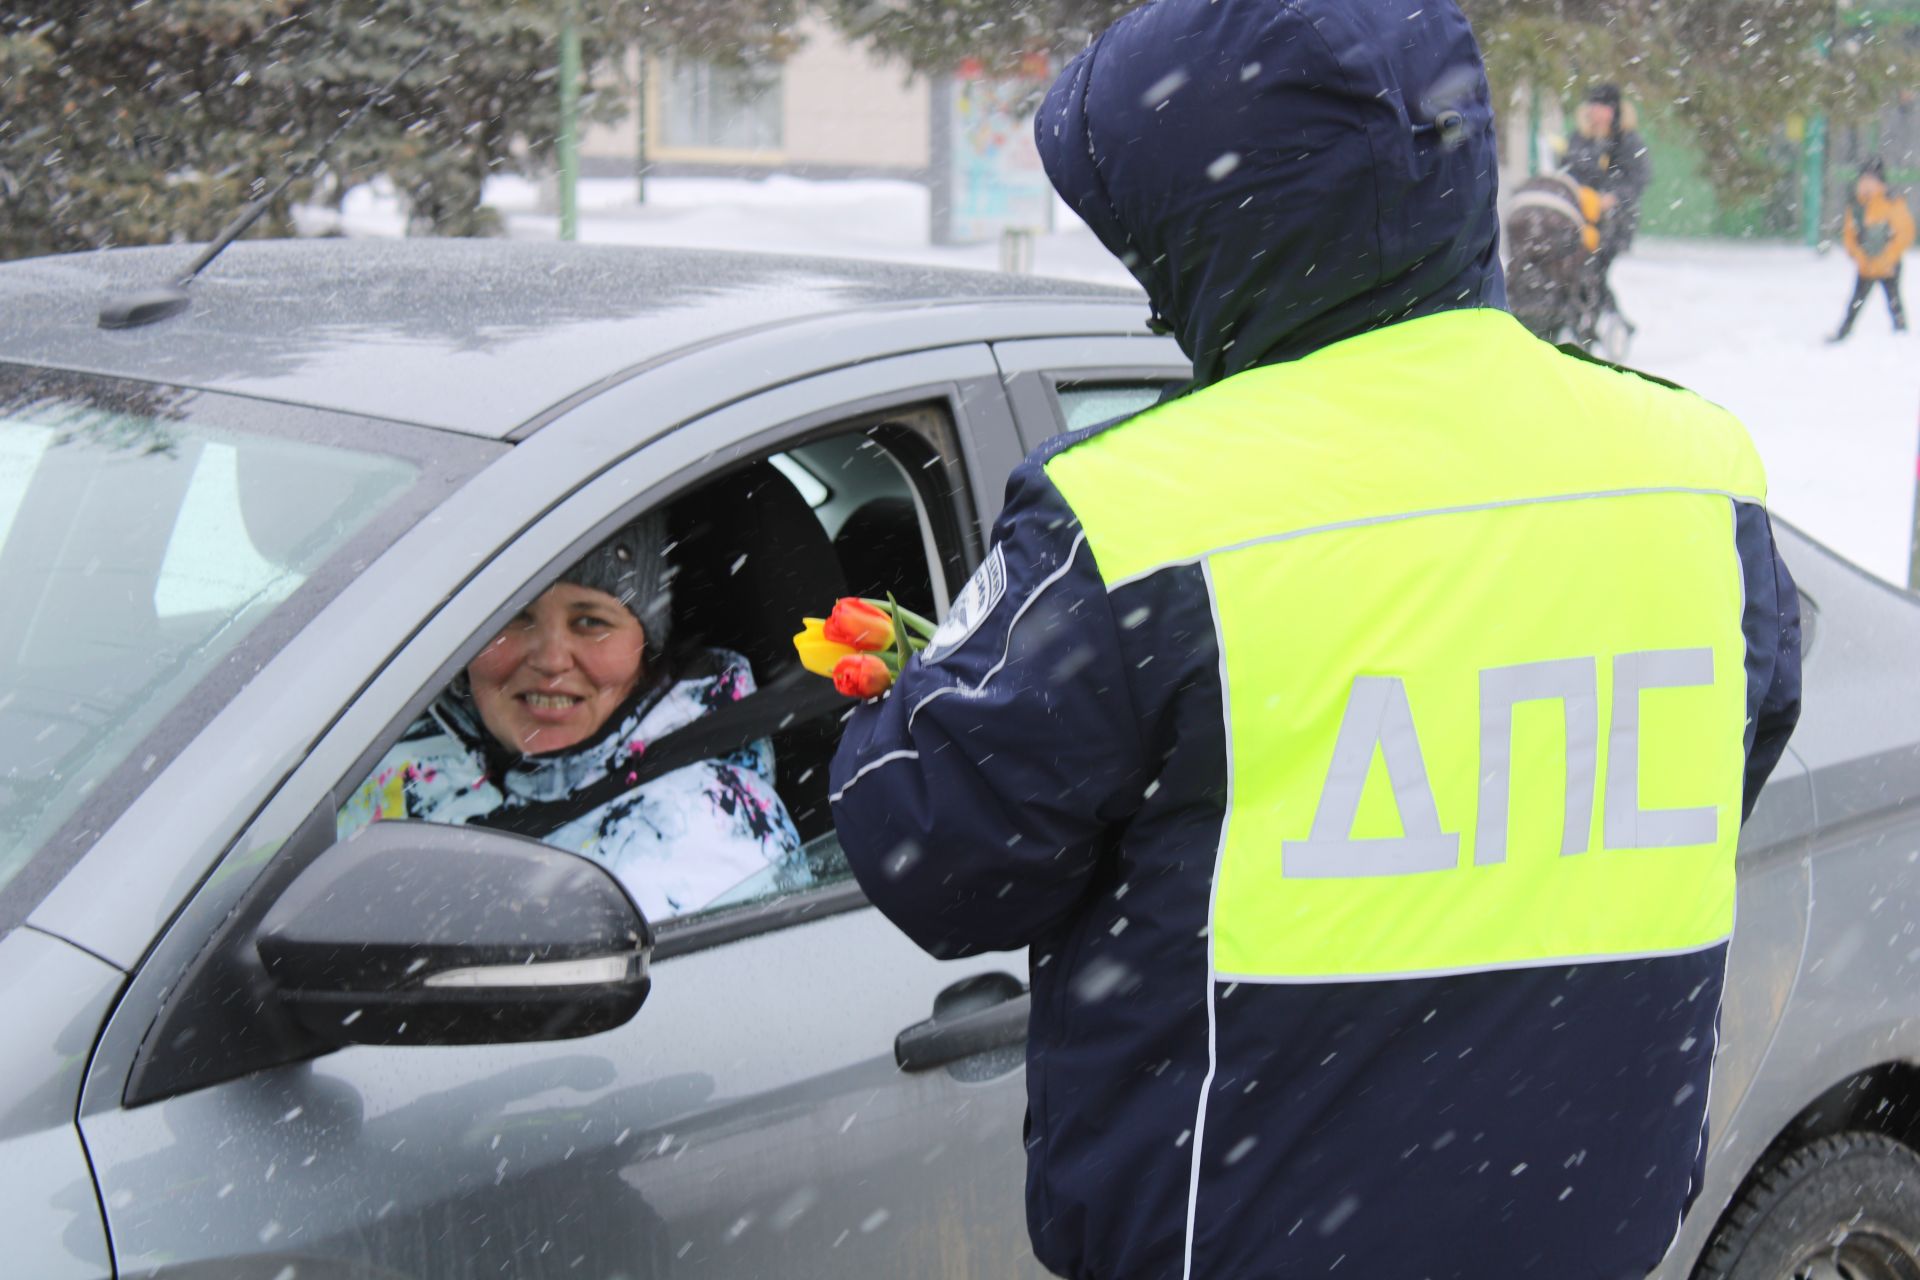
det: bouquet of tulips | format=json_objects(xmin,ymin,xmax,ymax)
[{"xmin": 793, "ymin": 596, "xmax": 939, "ymax": 698}]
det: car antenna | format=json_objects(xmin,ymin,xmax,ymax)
[{"xmin": 98, "ymin": 44, "xmax": 435, "ymax": 331}]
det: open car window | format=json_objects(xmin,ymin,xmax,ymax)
[{"xmin": 340, "ymin": 404, "xmax": 966, "ymax": 936}]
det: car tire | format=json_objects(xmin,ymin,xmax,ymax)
[{"xmin": 1694, "ymin": 1131, "xmax": 1920, "ymax": 1280}]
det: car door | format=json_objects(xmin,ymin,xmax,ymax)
[
  {"xmin": 77, "ymin": 345, "xmax": 1052, "ymax": 1280},
  {"xmin": 1654, "ymin": 524, "xmax": 1919, "ymax": 1277},
  {"xmin": 1731, "ymin": 525, "xmax": 1920, "ymax": 1093}
]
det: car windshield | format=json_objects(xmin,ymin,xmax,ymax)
[{"xmin": 0, "ymin": 378, "xmax": 427, "ymax": 901}]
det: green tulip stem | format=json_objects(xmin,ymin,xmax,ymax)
[
  {"xmin": 887, "ymin": 593, "xmax": 915, "ymax": 671},
  {"xmin": 863, "ymin": 597, "xmax": 938, "ymax": 641}
]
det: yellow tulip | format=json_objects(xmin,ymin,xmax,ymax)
[{"xmin": 794, "ymin": 617, "xmax": 858, "ymax": 677}]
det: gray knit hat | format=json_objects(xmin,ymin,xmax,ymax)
[{"xmin": 556, "ymin": 509, "xmax": 674, "ymax": 653}]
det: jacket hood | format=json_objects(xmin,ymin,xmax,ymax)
[{"xmin": 1037, "ymin": 0, "xmax": 1505, "ymax": 385}]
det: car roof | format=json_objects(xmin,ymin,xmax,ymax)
[{"xmin": 0, "ymin": 239, "xmax": 1140, "ymax": 438}]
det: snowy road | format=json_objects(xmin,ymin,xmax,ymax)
[{"xmin": 333, "ymin": 174, "xmax": 1920, "ymax": 586}]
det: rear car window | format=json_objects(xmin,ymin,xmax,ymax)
[{"xmin": 1055, "ymin": 381, "xmax": 1172, "ymax": 432}]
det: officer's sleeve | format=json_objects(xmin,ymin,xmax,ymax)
[
  {"xmin": 827, "ymin": 457, "xmax": 1149, "ymax": 958},
  {"xmin": 1735, "ymin": 503, "xmax": 1802, "ymax": 820}
]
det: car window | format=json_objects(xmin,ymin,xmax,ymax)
[
  {"xmin": 340, "ymin": 406, "xmax": 965, "ymax": 934},
  {"xmin": 1054, "ymin": 379, "xmax": 1174, "ymax": 432},
  {"xmin": 0, "ymin": 371, "xmax": 484, "ymax": 915},
  {"xmin": 152, "ymin": 441, "xmax": 306, "ymax": 618}
]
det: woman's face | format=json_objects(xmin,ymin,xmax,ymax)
[{"xmin": 468, "ymin": 583, "xmax": 647, "ymax": 755}]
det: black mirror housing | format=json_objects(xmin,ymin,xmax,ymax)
[{"xmin": 257, "ymin": 821, "xmax": 652, "ymax": 1048}]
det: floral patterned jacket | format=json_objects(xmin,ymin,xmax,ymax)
[{"xmin": 338, "ymin": 649, "xmax": 808, "ymax": 922}]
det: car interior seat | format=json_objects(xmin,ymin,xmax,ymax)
[
  {"xmin": 666, "ymin": 460, "xmax": 849, "ymax": 842},
  {"xmin": 832, "ymin": 496, "xmax": 937, "ymax": 621}
]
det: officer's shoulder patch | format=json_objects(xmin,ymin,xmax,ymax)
[{"xmin": 921, "ymin": 544, "xmax": 1007, "ymax": 666}]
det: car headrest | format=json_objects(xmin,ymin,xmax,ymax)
[
  {"xmin": 235, "ymin": 444, "xmax": 380, "ymax": 570},
  {"xmin": 833, "ymin": 496, "xmax": 935, "ymax": 620},
  {"xmin": 667, "ymin": 460, "xmax": 846, "ymax": 683}
]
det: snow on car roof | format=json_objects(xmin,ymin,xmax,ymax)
[{"xmin": 0, "ymin": 239, "xmax": 1135, "ymax": 438}]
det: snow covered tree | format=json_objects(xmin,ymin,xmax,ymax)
[
  {"xmin": 818, "ymin": 0, "xmax": 1124, "ymax": 75},
  {"xmin": 0, "ymin": 0, "xmax": 800, "ymax": 260},
  {"xmin": 1, "ymin": 2, "xmax": 306, "ymax": 259},
  {"xmin": 1473, "ymin": 0, "xmax": 1915, "ymax": 210},
  {"xmin": 821, "ymin": 0, "xmax": 1916, "ymax": 212}
]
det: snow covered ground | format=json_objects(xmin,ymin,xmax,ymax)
[
  {"xmin": 1611, "ymin": 239, "xmax": 1916, "ymax": 587},
  {"xmin": 326, "ymin": 174, "xmax": 1920, "ymax": 586}
]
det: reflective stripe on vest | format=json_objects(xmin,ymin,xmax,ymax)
[{"xmin": 1045, "ymin": 308, "xmax": 1765, "ymax": 981}]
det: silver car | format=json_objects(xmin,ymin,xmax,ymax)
[{"xmin": 0, "ymin": 240, "xmax": 1915, "ymax": 1280}]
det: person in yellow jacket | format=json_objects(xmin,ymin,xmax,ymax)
[{"xmin": 1831, "ymin": 156, "xmax": 1913, "ymax": 341}]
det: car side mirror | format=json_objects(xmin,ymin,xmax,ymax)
[{"xmin": 256, "ymin": 821, "xmax": 651, "ymax": 1048}]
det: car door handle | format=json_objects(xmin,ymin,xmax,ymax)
[{"xmin": 895, "ymin": 971, "xmax": 1029, "ymax": 1072}]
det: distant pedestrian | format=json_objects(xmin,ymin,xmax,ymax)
[
  {"xmin": 1829, "ymin": 157, "xmax": 1912, "ymax": 342},
  {"xmin": 1563, "ymin": 84, "xmax": 1652, "ymax": 263},
  {"xmin": 1563, "ymin": 83, "xmax": 1650, "ymax": 334}
]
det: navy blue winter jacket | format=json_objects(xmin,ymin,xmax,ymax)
[{"xmin": 830, "ymin": 3, "xmax": 1802, "ymax": 1277}]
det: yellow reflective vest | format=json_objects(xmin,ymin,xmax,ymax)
[{"xmin": 1046, "ymin": 307, "xmax": 1763, "ymax": 981}]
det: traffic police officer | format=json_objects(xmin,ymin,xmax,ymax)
[{"xmin": 829, "ymin": 1, "xmax": 1802, "ymax": 1276}]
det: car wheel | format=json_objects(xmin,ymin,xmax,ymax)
[{"xmin": 1695, "ymin": 1132, "xmax": 1920, "ymax": 1280}]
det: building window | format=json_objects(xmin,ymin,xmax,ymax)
[{"xmin": 656, "ymin": 60, "xmax": 783, "ymax": 153}]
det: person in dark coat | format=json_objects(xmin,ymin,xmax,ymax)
[
  {"xmin": 1563, "ymin": 83, "xmax": 1652, "ymax": 258},
  {"xmin": 828, "ymin": 3, "xmax": 1800, "ymax": 1278},
  {"xmin": 1563, "ymin": 83, "xmax": 1652, "ymax": 319}
]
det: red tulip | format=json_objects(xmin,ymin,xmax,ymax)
[
  {"xmin": 822, "ymin": 597, "xmax": 895, "ymax": 651},
  {"xmin": 833, "ymin": 652, "xmax": 895, "ymax": 699}
]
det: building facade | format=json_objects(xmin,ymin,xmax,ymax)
[{"xmin": 579, "ymin": 19, "xmax": 933, "ymax": 181}]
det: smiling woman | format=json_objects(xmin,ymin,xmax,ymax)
[
  {"xmin": 469, "ymin": 584, "xmax": 651, "ymax": 755},
  {"xmin": 466, "ymin": 509, "xmax": 675, "ymax": 757},
  {"xmin": 337, "ymin": 511, "xmax": 809, "ymax": 923}
]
